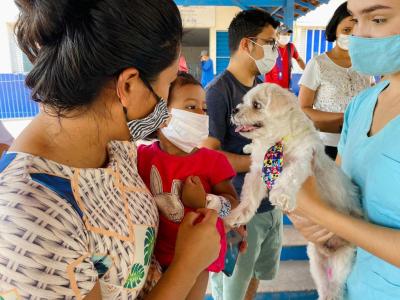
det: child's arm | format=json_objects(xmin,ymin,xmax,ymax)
[
  {"xmin": 211, "ymin": 180, "xmax": 239, "ymax": 210},
  {"xmin": 181, "ymin": 176, "xmax": 207, "ymax": 209},
  {"xmin": 181, "ymin": 177, "xmax": 239, "ymax": 215}
]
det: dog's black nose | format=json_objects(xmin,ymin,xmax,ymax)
[{"xmin": 232, "ymin": 108, "xmax": 239, "ymax": 115}]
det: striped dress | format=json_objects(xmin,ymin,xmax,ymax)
[{"xmin": 0, "ymin": 141, "xmax": 161, "ymax": 300}]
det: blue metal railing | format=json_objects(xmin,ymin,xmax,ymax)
[{"xmin": 0, "ymin": 74, "xmax": 39, "ymax": 119}]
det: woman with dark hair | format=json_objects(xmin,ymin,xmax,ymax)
[
  {"xmin": 298, "ymin": 1, "xmax": 373, "ymax": 159},
  {"xmin": 0, "ymin": 1, "xmax": 220, "ymax": 299}
]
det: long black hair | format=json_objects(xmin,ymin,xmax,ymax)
[{"xmin": 14, "ymin": 0, "xmax": 183, "ymax": 115}]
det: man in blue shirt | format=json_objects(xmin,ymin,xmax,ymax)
[
  {"xmin": 203, "ymin": 9, "xmax": 282, "ymax": 300},
  {"xmin": 200, "ymin": 50, "xmax": 214, "ymax": 88}
]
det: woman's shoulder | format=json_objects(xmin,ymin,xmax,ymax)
[
  {"xmin": 346, "ymin": 80, "xmax": 390, "ymax": 119},
  {"xmin": 302, "ymin": 55, "xmax": 325, "ymax": 77},
  {"xmin": 0, "ymin": 152, "xmax": 77, "ymax": 208},
  {"xmin": 308, "ymin": 53, "xmax": 331, "ymax": 68},
  {"xmin": 0, "ymin": 152, "xmax": 47, "ymax": 183},
  {"xmin": 313, "ymin": 53, "xmax": 328, "ymax": 62}
]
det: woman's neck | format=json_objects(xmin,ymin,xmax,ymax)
[
  {"xmin": 327, "ymin": 46, "xmax": 351, "ymax": 68},
  {"xmin": 11, "ymin": 112, "xmax": 116, "ymax": 168},
  {"xmin": 382, "ymin": 72, "xmax": 400, "ymax": 100}
]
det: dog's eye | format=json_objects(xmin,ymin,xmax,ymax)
[{"xmin": 253, "ymin": 102, "xmax": 262, "ymax": 109}]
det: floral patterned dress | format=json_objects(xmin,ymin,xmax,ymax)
[{"xmin": 0, "ymin": 141, "xmax": 161, "ymax": 299}]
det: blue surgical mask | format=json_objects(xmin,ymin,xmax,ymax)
[{"xmin": 349, "ymin": 34, "xmax": 400, "ymax": 76}]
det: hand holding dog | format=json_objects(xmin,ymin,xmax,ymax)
[{"xmin": 288, "ymin": 213, "xmax": 334, "ymax": 246}]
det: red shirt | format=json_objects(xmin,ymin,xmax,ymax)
[
  {"xmin": 265, "ymin": 43, "xmax": 299, "ymax": 89},
  {"xmin": 137, "ymin": 142, "xmax": 236, "ymax": 271}
]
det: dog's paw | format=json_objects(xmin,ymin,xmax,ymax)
[
  {"xmin": 241, "ymin": 206, "xmax": 256, "ymax": 223},
  {"xmin": 269, "ymin": 190, "xmax": 296, "ymax": 212},
  {"xmin": 243, "ymin": 144, "xmax": 253, "ymax": 154},
  {"xmin": 226, "ymin": 204, "xmax": 255, "ymax": 226}
]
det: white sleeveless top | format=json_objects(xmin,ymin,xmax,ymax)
[{"xmin": 299, "ymin": 53, "xmax": 372, "ymax": 147}]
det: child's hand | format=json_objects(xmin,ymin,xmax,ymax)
[
  {"xmin": 235, "ymin": 225, "xmax": 248, "ymax": 253},
  {"xmin": 182, "ymin": 176, "xmax": 207, "ymax": 209}
]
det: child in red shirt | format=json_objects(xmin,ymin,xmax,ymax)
[{"xmin": 138, "ymin": 72, "xmax": 239, "ymax": 299}]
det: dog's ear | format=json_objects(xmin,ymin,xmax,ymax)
[{"xmin": 265, "ymin": 84, "xmax": 297, "ymax": 116}]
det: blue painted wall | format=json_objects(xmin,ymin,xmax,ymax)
[
  {"xmin": 216, "ymin": 31, "xmax": 230, "ymax": 74},
  {"xmin": 0, "ymin": 74, "xmax": 38, "ymax": 119}
]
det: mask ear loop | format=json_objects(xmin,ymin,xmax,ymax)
[
  {"xmin": 118, "ymin": 74, "xmax": 162, "ymax": 122},
  {"xmin": 141, "ymin": 76, "xmax": 162, "ymax": 103}
]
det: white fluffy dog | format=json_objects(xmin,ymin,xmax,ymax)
[{"xmin": 226, "ymin": 83, "xmax": 363, "ymax": 300}]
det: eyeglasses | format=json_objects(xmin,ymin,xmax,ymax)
[{"xmin": 247, "ymin": 37, "xmax": 278, "ymax": 50}]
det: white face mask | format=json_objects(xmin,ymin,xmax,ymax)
[
  {"xmin": 161, "ymin": 108, "xmax": 209, "ymax": 153},
  {"xmin": 247, "ymin": 39, "xmax": 278, "ymax": 75},
  {"xmin": 278, "ymin": 35, "xmax": 291, "ymax": 46},
  {"xmin": 337, "ymin": 34, "xmax": 350, "ymax": 51}
]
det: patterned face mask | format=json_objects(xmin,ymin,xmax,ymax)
[
  {"xmin": 125, "ymin": 78, "xmax": 169, "ymax": 141},
  {"xmin": 262, "ymin": 141, "xmax": 284, "ymax": 190}
]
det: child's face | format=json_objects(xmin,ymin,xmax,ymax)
[{"xmin": 168, "ymin": 84, "xmax": 207, "ymax": 115}]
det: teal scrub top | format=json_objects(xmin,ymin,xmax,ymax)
[{"xmin": 338, "ymin": 80, "xmax": 400, "ymax": 299}]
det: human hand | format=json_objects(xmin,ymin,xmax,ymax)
[
  {"xmin": 181, "ymin": 176, "xmax": 206, "ymax": 209},
  {"xmin": 293, "ymin": 176, "xmax": 329, "ymax": 217},
  {"xmin": 288, "ymin": 213, "xmax": 334, "ymax": 245},
  {"xmin": 235, "ymin": 225, "xmax": 248, "ymax": 253},
  {"xmin": 173, "ymin": 209, "xmax": 220, "ymax": 275}
]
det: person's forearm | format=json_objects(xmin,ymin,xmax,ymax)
[
  {"xmin": 307, "ymin": 200, "xmax": 400, "ymax": 268},
  {"xmin": 302, "ymin": 107, "xmax": 343, "ymax": 133},
  {"xmin": 0, "ymin": 143, "xmax": 9, "ymax": 157},
  {"xmin": 219, "ymin": 151, "xmax": 251, "ymax": 173},
  {"xmin": 219, "ymin": 192, "xmax": 239, "ymax": 209},
  {"xmin": 146, "ymin": 261, "xmax": 198, "ymax": 300},
  {"xmin": 201, "ymin": 137, "xmax": 251, "ymax": 172},
  {"xmin": 297, "ymin": 58, "xmax": 306, "ymax": 70}
]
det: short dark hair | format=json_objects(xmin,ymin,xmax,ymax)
[
  {"xmin": 228, "ymin": 9, "xmax": 279, "ymax": 54},
  {"xmin": 325, "ymin": 2, "xmax": 351, "ymax": 42},
  {"xmin": 14, "ymin": 0, "xmax": 182, "ymax": 115},
  {"xmin": 167, "ymin": 71, "xmax": 202, "ymax": 106}
]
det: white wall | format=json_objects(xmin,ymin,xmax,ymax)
[
  {"xmin": 2, "ymin": 118, "xmax": 31, "ymax": 138},
  {"xmin": 0, "ymin": 0, "xmax": 18, "ymax": 73}
]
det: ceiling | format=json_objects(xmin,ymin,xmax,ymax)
[{"xmin": 175, "ymin": 0, "xmax": 331, "ymax": 23}]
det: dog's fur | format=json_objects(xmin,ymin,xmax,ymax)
[{"xmin": 226, "ymin": 83, "xmax": 363, "ymax": 300}]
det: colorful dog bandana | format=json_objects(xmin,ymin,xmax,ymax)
[{"xmin": 262, "ymin": 141, "xmax": 284, "ymax": 190}]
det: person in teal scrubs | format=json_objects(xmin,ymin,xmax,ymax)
[{"xmin": 290, "ymin": 0, "xmax": 400, "ymax": 299}]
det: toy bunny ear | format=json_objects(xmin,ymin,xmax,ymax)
[
  {"xmin": 150, "ymin": 165, "xmax": 164, "ymax": 195},
  {"xmin": 171, "ymin": 179, "xmax": 183, "ymax": 197}
]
